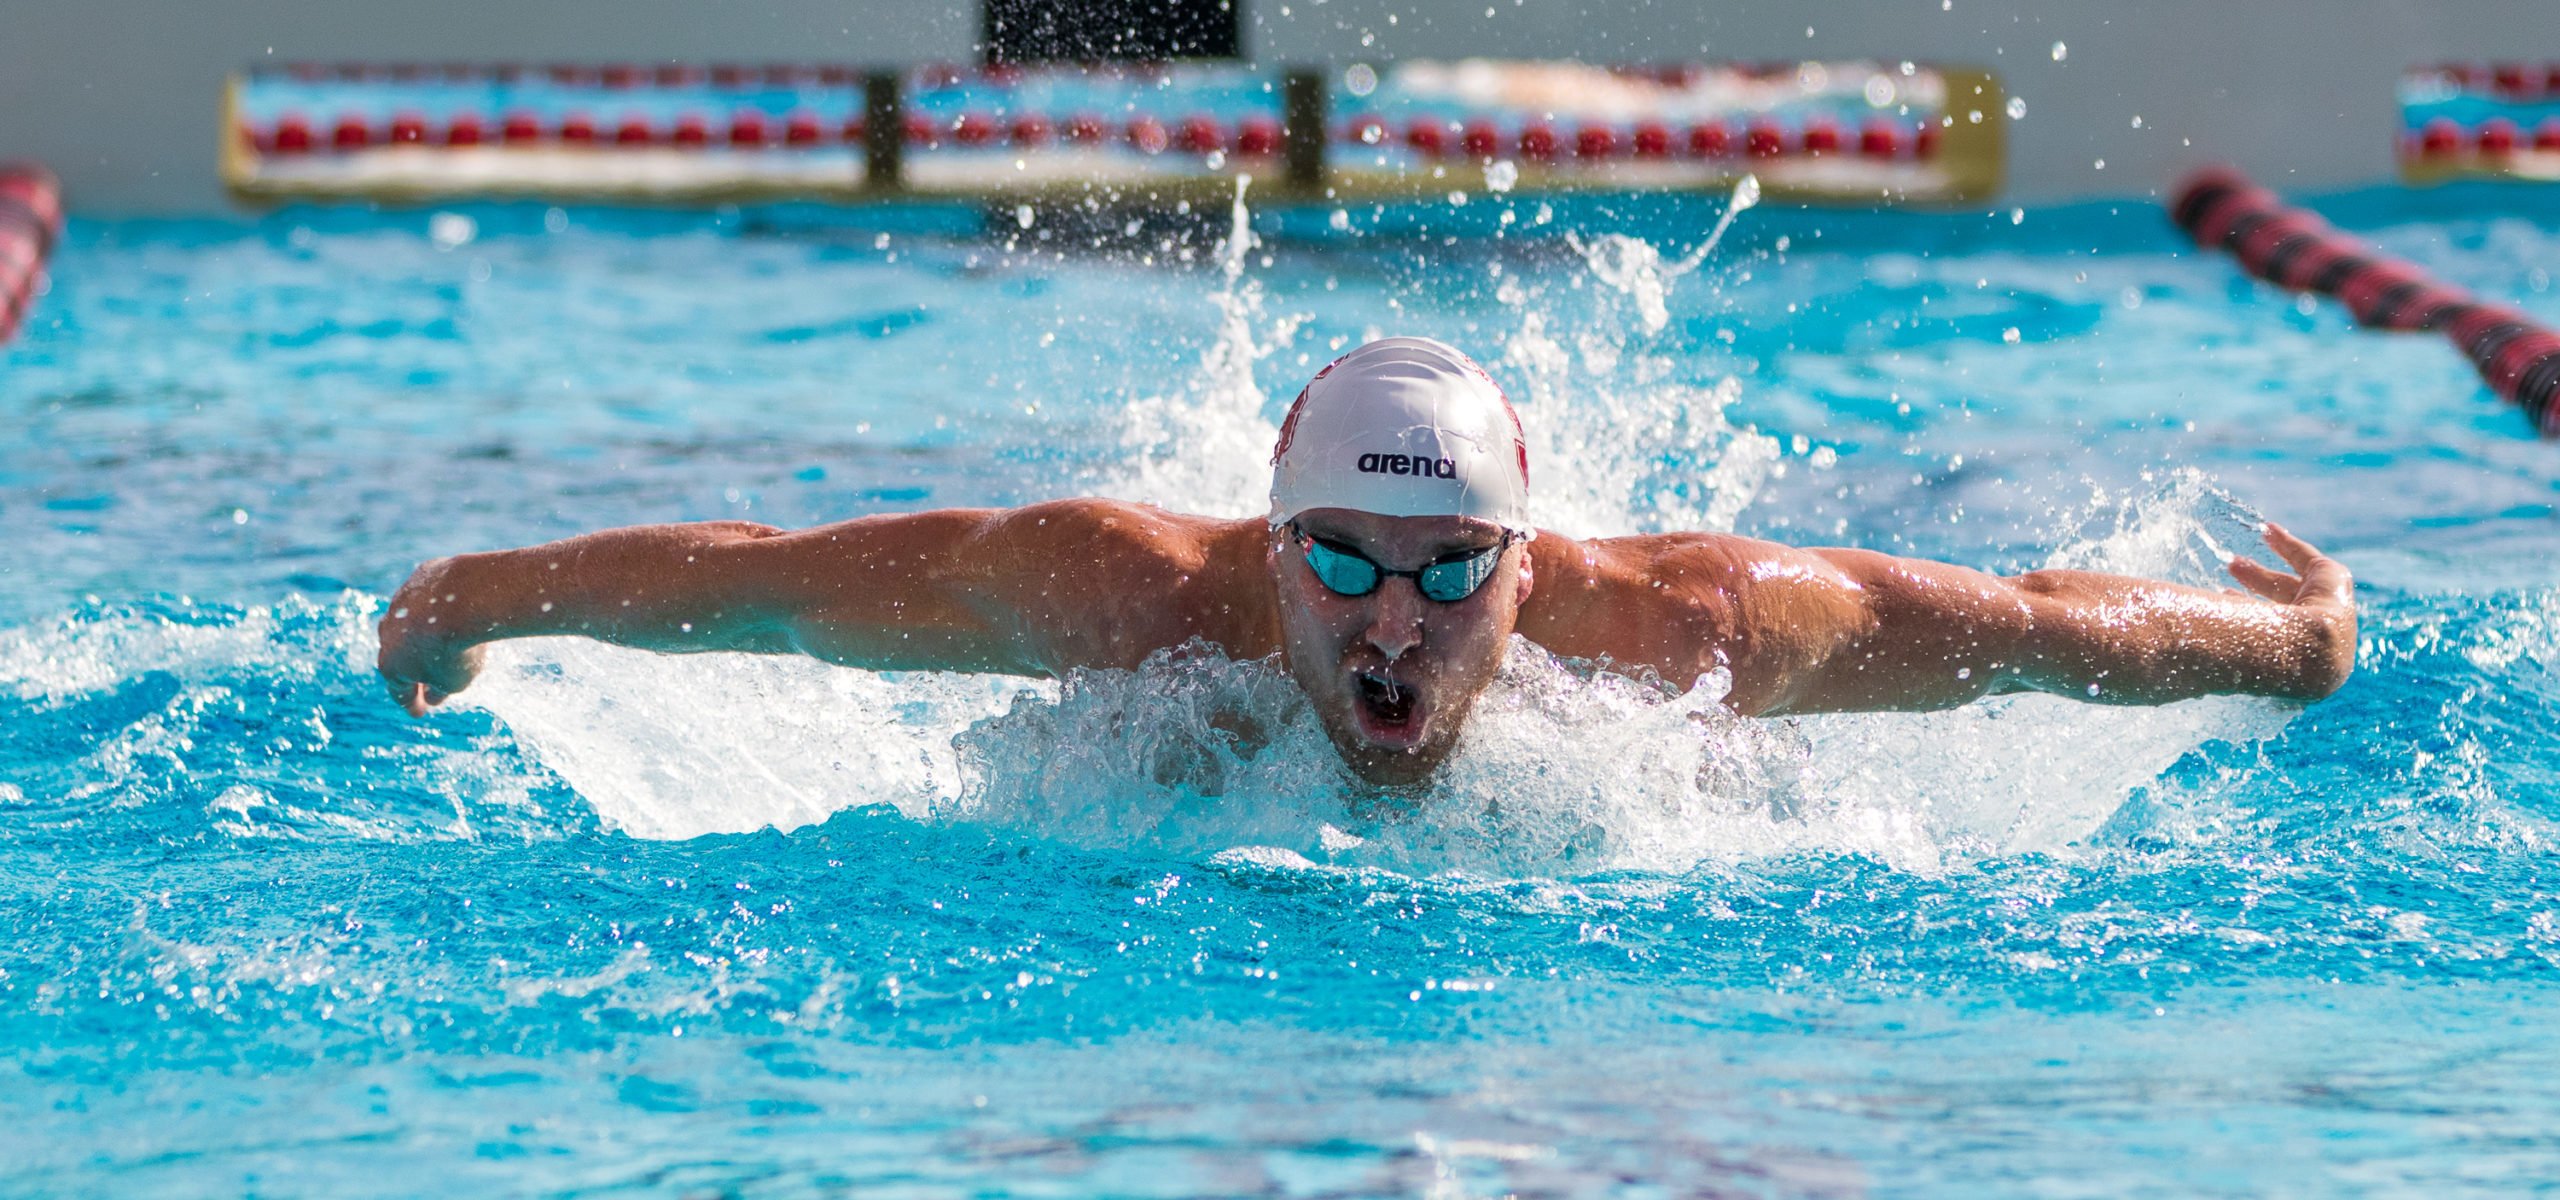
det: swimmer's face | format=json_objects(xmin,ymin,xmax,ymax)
[{"xmin": 1267, "ymin": 508, "xmax": 1533, "ymax": 787}]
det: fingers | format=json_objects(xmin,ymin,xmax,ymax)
[
  {"xmin": 2261, "ymin": 522, "xmax": 2354, "ymax": 607},
  {"xmin": 2232, "ymin": 555, "xmax": 2293, "ymax": 585},
  {"xmin": 2225, "ymin": 555, "xmax": 2299, "ymax": 603},
  {"xmin": 387, "ymin": 679, "xmax": 450, "ymax": 718},
  {"xmin": 2260, "ymin": 522, "xmax": 2319, "ymax": 571}
]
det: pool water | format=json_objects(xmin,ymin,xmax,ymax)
[{"xmin": 6, "ymin": 182, "xmax": 2560, "ymax": 1195}]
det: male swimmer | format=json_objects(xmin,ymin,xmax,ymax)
[{"xmin": 379, "ymin": 337, "xmax": 2355, "ymax": 786}]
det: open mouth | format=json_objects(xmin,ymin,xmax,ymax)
[{"xmin": 1352, "ymin": 668, "xmax": 1424, "ymax": 743}]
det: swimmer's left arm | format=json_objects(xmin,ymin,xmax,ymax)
[{"xmin": 1752, "ymin": 523, "xmax": 2356, "ymax": 714}]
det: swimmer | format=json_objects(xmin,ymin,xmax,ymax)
[{"xmin": 378, "ymin": 337, "xmax": 2355, "ymax": 785}]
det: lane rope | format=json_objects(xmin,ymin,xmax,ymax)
[{"xmin": 2170, "ymin": 165, "xmax": 2560, "ymax": 433}]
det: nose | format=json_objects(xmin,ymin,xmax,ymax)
[{"xmin": 1363, "ymin": 576, "xmax": 1426, "ymax": 661}]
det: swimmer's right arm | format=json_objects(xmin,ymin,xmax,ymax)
[{"xmin": 378, "ymin": 500, "xmax": 1209, "ymax": 715}]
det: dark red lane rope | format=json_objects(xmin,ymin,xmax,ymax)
[
  {"xmin": 2169, "ymin": 164, "xmax": 2560, "ymax": 434},
  {"xmin": 0, "ymin": 162, "xmax": 61, "ymax": 347}
]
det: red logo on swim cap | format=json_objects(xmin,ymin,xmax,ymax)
[
  {"xmin": 1272, "ymin": 348, "xmax": 1355, "ymax": 465},
  {"xmin": 1453, "ymin": 353, "xmax": 1531, "ymax": 490},
  {"xmin": 1272, "ymin": 386, "xmax": 1309, "ymax": 465}
]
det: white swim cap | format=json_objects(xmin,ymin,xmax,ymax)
[{"xmin": 1268, "ymin": 337, "xmax": 1534, "ymax": 537}]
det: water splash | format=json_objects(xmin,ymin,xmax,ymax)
[
  {"xmin": 0, "ymin": 595, "xmax": 578, "ymax": 843},
  {"xmin": 441, "ymin": 474, "xmax": 2297, "ymax": 870},
  {"xmin": 464, "ymin": 638, "xmax": 1037, "ymax": 838},
  {"xmin": 1501, "ymin": 225, "xmax": 1781, "ymax": 538},
  {"xmin": 1104, "ymin": 176, "xmax": 1302, "ymax": 518},
  {"xmin": 1562, "ymin": 175, "xmax": 1754, "ymax": 337}
]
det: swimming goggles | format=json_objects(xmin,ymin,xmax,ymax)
[{"xmin": 1290, "ymin": 524, "xmax": 1516, "ymax": 603}]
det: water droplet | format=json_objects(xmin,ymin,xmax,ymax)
[
  {"xmin": 2050, "ymin": 41, "xmax": 2068, "ymax": 61},
  {"xmin": 1344, "ymin": 63, "xmax": 1378, "ymax": 97},
  {"xmin": 427, "ymin": 211, "xmax": 476, "ymax": 250},
  {"xmin": 2006, "ymin": 96, "xmax": 2027, "ymax": 120},
  {"xmin": 1732, "ymin": 174, "xmax": 1762, "ymax": 212}
]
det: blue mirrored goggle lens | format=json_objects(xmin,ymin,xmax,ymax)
[
  {"xmin": 1417, "ymin": 548, "xmax": 1501, "ymax": 602},
  {"xmin": 1303, "ymin": 538, "xmax": 1384, "ymax": 596},
  {"xmin": 1299, "ymin": 534, "xmax": 1505, "ymax": 603}
]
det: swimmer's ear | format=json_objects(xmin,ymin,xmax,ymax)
[{"xmin": 1513, "ymin": 541, "xmax": 1534, "ymax": 602}]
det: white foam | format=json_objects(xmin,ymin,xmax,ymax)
[
  {"xmin": 452, "ymin": 229, "xmax": 2290, "ymax": 871},
  {"xmin": 471, "ymin": 495, "xmax": 2286, "ymax": 872},
  {"xmin": 0, "ymin": 596, "xmax": 371, "ymax": 702},
  {"xmin": 459, "ymin": 639, "xmax": 1038, "ymax": 839}
]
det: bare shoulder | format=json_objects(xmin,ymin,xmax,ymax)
[
  {"xmin": 971, "ymin": 498, "xmax": 1256, "ymax": 587},
  {"xmin": 985, "ymin": 496, "xmax": 1234, "ymax": 553},
  {"xmin": 1519, "ymin": 530, "xmax": 1870, "ymax": 713},
  {"xmin": 740, "ymin": 497, "xmax": 1235, "ymax": 579},
  {"xmin": 974, "ymin": 498, "xmax": 1280, "ymax": 670},
  {"xmin": 1527, "ymin": 529, "xmax": 1859, "ymax": 613}
]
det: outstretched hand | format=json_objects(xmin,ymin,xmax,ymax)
[{"xmin": 2225, "ymin": 522, "xmax": 2354, "ymax": 614}]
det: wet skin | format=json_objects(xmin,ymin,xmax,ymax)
[
  {"xmin": 1265, "ymin": 509, "xmax": 1529, "ymax": 786},
  {"xmin": 379, "ymin": 498, "xmax": 2356, "ymax": 786}
]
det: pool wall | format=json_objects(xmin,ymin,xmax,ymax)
[{"xmin": 0, "ymin": 0, "xmax": 2550, "ymax": 212}]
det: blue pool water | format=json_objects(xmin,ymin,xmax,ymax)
[{"xmin": 6, "ymin": 183, "xmax": 2560, "ymax": 1195}]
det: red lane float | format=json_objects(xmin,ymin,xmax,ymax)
[
  {"xmin": 0, "ymin": 163, "xmax": 62, "ymax": 346},
  {"xmin": 2171, "ymin": 165, "xmax": 2560, "ymax": 433},
  {"xmin": 2400, "ymin": 62, "xmax": 2560, "ymax": 183},
  {"xmin": 241, "ymin": 105, "xmax": 1946, "ymax": 169},
  {"xmin": 225, "ymin": 60, "xmax": 2002, "ymax": 206}
]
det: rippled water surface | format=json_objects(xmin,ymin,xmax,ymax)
[{"xmin": 6, "ymin": 185, "xmax": 2560, "ymax": 1196}]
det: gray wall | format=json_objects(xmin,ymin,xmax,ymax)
[{"xmin": 0, "ymin": 0, "xmax": 2544, "ymax": 213}]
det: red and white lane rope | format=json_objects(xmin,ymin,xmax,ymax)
[
  {"xmin": 242, "ymin": 108, "xmax": 1943, "ymax": 164},
  {"xmin": 1339, "ymin": 114, "xmax": 1939, "ymax": 162},
  {"xmin": 2171, "ymin": 165, "xmax": 2560, "ymax": 434}
]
